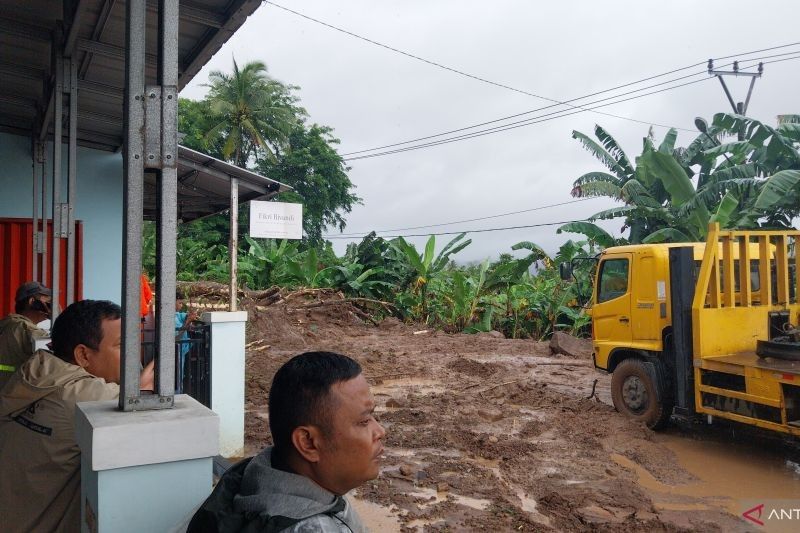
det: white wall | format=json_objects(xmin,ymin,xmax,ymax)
[{"xmin": 0, "ymin": 131, "xmax": 123, "ymax": 302}]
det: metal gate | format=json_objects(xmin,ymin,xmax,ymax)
[{"xmin": 141, "ymin": 322, "xmax": 211, "ymax": 408}]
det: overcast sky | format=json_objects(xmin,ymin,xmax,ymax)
[{"xmin": 183, "ymin": 0, "xmax": 799, "ymax": 263}]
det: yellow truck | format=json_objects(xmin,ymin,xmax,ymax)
[{"xmin": 569, "ymin": 223, "xmax": 800, "ymax": 435}]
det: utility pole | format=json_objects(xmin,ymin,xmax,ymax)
[{"xmin": 707, "ymin": 59, "xmax": 763, "ymax": 140}]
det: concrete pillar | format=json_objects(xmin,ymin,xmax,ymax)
[
  {"xmin": 202, "ymin": 310, "xmax": 247, "ymax": 457},
  {"xmin": 75, "ymin": 396, "xmax": 218, "ymax": 533}
]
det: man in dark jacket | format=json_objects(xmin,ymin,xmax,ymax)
[
  {"xmin": 189, "ymin": 351, "xmax": 386, "ymax": 532},
  {"xmin": 0, "ymin": 281, "xmax": 52, "ymax": 390}
]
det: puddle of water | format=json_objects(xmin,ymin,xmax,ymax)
[
  {"xmin": 613, "ymin": 432, "xmax": 800, "ymax": 514},
  {"xmin": 407, "ymin": 487, "xmax": 492, "ymax": 511},
  {"xmin": 348, "ymin": 497, "xmax": 401, "ymax": 532}
]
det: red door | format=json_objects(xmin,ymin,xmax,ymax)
[{"xmin": 0, "ymin": 218, "xmax": 83, "ymax": 316}]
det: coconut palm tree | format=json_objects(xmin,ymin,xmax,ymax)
[{"xmin": 204, "ymin": 59, "xmax": 298, "ymax": 167}]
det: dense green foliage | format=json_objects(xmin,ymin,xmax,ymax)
[
  {"xmin": 147, "ymin": 227, "xmax": 593, "ymax": 340},
  {"xmin": 565, "ymin": 113, "xmax": 800, "ymax": 244}
]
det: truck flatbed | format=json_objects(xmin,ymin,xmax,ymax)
[{"xmin": 698, "ymin": 352, "xmax": 800, "ymax": 378}]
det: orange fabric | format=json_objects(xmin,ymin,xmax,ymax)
[{"xmin": 140, "ymin": 275, "xmax": 153, "ymax": 318}]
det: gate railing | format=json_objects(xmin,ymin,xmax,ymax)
[{"xmin": 141, "ymin": 322, "xmax": 211, "ymax": 408}]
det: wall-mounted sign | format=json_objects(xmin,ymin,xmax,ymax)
[{"xmin": 249, "ymin": 201, "xmax": 303, "ymax": 239}]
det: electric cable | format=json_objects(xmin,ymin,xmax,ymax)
[
  {"xmin": 342, "ymin": 51, "xmax": 799, "ymax": 157},
  {"xmin": 329, "ymin": 197, "xmax": 601, "ymax": 237},
  {"xmin": 323, "ymin": 219, "xmax": 589, "ymax": 240},
  {"xmin": 263, "ymin": 1, "xmax": 800, "ymax": 146},
  {"xmin": 343, "ymin": 77, "xmax": 711, "ymax": 161},
  {"xmin": 264, "ymin": 0, "xmax": 703, "ymax": 131}
]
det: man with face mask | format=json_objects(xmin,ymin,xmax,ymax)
[{"xmin": 0, "ymin": 281, "xmax": 53, "ymax": 390}]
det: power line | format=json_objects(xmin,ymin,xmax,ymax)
[
  {"xmin": 264, "ymin": 0, "xmax": 700, "ymax": 131},
  {"xmin": 342, "ymin": 49, "xmax": 799, "ymax": 158},
  {"xmin": 343, "ymin": 77, "xmax": 712, "ymax": 161},
  {"xmin": 343, "ymin": 53, "xmax": 800, "ymax": 162},
  {"xmin": 329, "ymin": 197, "xmax": 601, "ymax": 237},
  {"xmin": 324, "ymin": 219, "xmax": 588, "ymax": 240},
  {"xmin": 342, "ymin": 67, "xmax": 711, "ymax": 157},
  {"xmin": 714, "ymin": 41, "xmax": 800, "ymax": 61}
]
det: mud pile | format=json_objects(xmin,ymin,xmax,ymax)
[{"xmin": 241, "ymin": 292, "xmax": 759, "ymax": 532}]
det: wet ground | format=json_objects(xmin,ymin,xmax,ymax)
[{"xmin": 241, "ymin": 298, "xmax": 800, "ymax": 532}]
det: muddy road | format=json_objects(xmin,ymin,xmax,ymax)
[{"xmin": 241, "ymin": 300, "xmax": 800, "ymax": 532}]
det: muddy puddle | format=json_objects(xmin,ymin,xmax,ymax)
[{"xmin": 652, "ymin": 432, "xmax": 800, "ymax": 508}]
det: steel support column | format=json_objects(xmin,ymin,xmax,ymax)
[
  {"xmin": 41, "ymin": 144, "xmax": 48, "ymax": 286},
  {"xmin": 32, "ymin": 138, "xmax": 39, "ymax": 281},
  {"xmin": 120, "ymin": 0, "xmax": 180, "ymax": 410},
  {"xmin": 229, "ymin": 177, "xmax": 239, "ymax": 312},
  {"xmin": 120, "ymin": 0, "xmax": 147, "ymax": 410},
  {"xmin": 66, "ymin": 57, "xmax": 78, "ymax": 305},
  {"xmin": 154, "ymin": 0, "xmax": 179, "ymax": 398},
  {"xmin": 51, "ymin": 48, "xmax": 63, "ymax": 322}
]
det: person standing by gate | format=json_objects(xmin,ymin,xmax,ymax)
[
  {"xmin": 175, "ymin": 297, "xmax": 198, "ymax": 393},
  {"xmin": 0, "ymin": 281, "xmax": 52, "ymax": 390}
]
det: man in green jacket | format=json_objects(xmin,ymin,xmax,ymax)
[
  {"xmin": 0, "ymin": 299, "xmax": 154, "ymax": 533},
  {"xmin": 0, "ymin": 281, "xmax": 52, "ymax": 390}
]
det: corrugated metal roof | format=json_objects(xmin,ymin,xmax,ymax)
[
  {"xmin": 143, "ymin": 146, "xmax": 291, "ymax": 222},
  {"xmin": 0, "ymin": 0, "xmax": 293, "ymax": 222},
  {"xmin": 0, "ymin": 0, "xmax": 263, "ymax": 151}
]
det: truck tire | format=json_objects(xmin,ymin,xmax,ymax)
[{"xmin": 611, "ymin": 358, "xmax": 672, "ymax": 430}]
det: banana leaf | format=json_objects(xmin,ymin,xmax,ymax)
[{"xmin": 754, "ymin": 169, "xmax": 800, "ymax": 211}]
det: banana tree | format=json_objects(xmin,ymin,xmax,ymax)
[{"xmin": 392, "ymin": 233, "xmax": 472, "ymax": 321}]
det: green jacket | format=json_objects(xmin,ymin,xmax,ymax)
[{"xmin": 0, "ymin": 314, "xmax": 47, "ymax": 391}]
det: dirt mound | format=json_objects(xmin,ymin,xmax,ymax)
[
  {"xmin": 446, "ymin": 357, "xmax": 501, "ymax": 377},
  {"xmin": 239, "ymin": 286, "xmax": 754, "ymax": 532}
]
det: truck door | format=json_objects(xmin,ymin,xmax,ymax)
[
  {"xmin": 593, "ymin": 254, "xmax": 632, "ymax": 367},
  {"xmin": 631, "ymin": 254, "xmax": 660, "ymax": 341}
]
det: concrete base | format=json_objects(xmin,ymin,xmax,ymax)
[
  {"xmin": 203, "ymin": 310, "xmax": 247, "ymax": 457},
  {"xmin": 76, "ymin": 395, "xmax": 219, "ymax": 533}
]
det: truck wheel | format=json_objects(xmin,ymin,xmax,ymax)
[{"xmin": 611, "ymin": 359, "xmax": 671, "ymax": 430}]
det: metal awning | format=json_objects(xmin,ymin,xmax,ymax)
[
  {"xmin": 144, "ymin": 146, "xmax": 292, "ymax": 221},
  {"xmin": 0, "ymin": 0, "xmax": 262, "ymax": 151}
]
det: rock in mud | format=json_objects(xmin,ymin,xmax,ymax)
[
  {"xmin": 399, "ymin": 465, "xmax": 414, "ymax": 477},
  {"xmin": 477, "ymin": 408, "xmax": 504, "ymax": 422},
  {"xmin": 477, "ymin": 330, "xmax": 505, "ymax": 339},
  {"xmin": 549, "ymin": 331, "xmax": 592, "ymax": 358},
  {"xmin": 378, "ymin": 317, "xmax": 403, "ymax": 330},
  {"xmin": 436, "ymin": 482, "xmax": 450, "ymax": 493},
  {"xmin": 385, "ymin": 397, "xmax": 405, "ymax": 408},
  {"xmin": 577, "ymin": 505, "xmax": 623, "ymax": 524}
]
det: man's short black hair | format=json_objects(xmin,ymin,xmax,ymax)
[
  {"xmin": 269, "ymin": 351, "xmax": 362, "ymax": 460},
  {"xmin": 50, "ymin": 300, "xmax": 121, "ymax": 363}
]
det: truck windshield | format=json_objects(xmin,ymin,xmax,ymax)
[{"xmin": 598, "ymin": 258, "xmax": 629, "ymax": 303}]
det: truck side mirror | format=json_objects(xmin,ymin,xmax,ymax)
[{"xmin": 559, "ymin": 262, "xmax": 573, "ymax": 281}]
